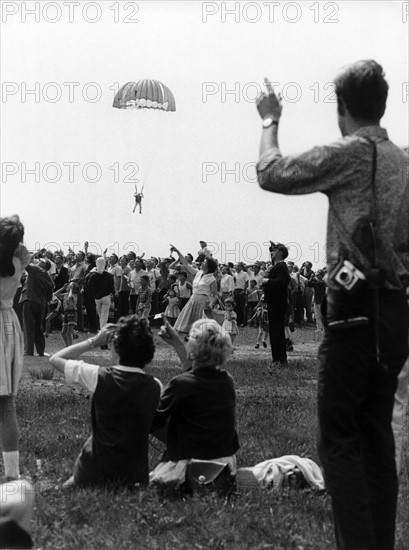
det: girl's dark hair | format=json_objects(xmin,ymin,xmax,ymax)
[
  {"xmin": 0, "ymin": 215, "xmax": 25, "ymax": 277},
  {"xmin": 114, "ymin": 316, "xmax": 155, "ymax": 367},
  {"xmin": 206, "ymin": 257, "xmax": 218, "ymax": 274}
]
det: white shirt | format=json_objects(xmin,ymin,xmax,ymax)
[
  {"xmin": 128, "ymin": 269, "xmax": 147, "ymax": 295},
  {"xmin": 220, "ymin": 274, "xmax": 235, "ymax": 294},
  {"xmin": 234, "ymin": 270, "xmax": 249, "ymax": 290},
  {"xmin": 64, "ymin": 360, "xmax": 163, "ymax": 393}
]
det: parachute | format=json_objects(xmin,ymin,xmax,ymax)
[{"xmin": 113, "ymin": 79, "xmax": 176, "ymax": 111}]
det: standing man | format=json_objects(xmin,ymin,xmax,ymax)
[
  {"xmin": 54, "ymin": 254, "xmax": 69, "ymax": 291},
  {"xmin": 19, "ymin": 258, "xmax": 54, "ymax": 356},
  {"xmin": 233, "ymin": 262, "xmax": 249, "ymax": 327},
  {"xmin": 256, "ymin": 60, "xmax": 409, "ymax": 550},
  {"xmin": 262, "ymin": 243, "xmax": 291, "ymax": 366},
  {"xmin": 300, "ymin": 262, "xmax": 315, "ymax": 323},
  {"xmin": 69, "ymin": 251, "xmax": 87, "ymax": 332}
]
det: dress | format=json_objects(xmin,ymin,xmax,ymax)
[
  {"xmin": 174, "ymin": 271, "xmax": 216, "ymax": 334},
  {"xmin": 221, "ymin": 311, "xmax": 239, "ymax": 336},
  {"xmin": 0, "ymin": 245, "xmax": 30, "ymax": 396},
  {"xmin": 164, "ymin": 297, "xmax": 180, "ymax": 319}
]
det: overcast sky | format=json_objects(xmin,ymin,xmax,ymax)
[{"xmin": 1, "ymin": 1, "xmax": 408, "ymax": 265}]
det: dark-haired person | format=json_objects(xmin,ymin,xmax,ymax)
[
  {"xmin": 262, "ymin": 243, "xmax": 291, "ymax": 366},
  {"xmin": 136, "ymin": 275, "xmax": 152, "ymax": 321},
  {"xmin": 83, "ymin": 253, "xmax": 98, "ymax": 333},
  {"xmin": 0, "ymin": 215, "xmax": 31, "ymax": 481},
  {"xmin": 69, "ymin": 251, "xmax": 87, "ymax": 332},
  {"xmin": 256, "ymin": 60, "xmax": 409, "ymax": 550},
  {"xmin": 50, "ymin": 317, "xmax": 162, "ymax": 487},
  {"xmin": 53, "ymin": 254, "xmax": 69, "ymax": 292},
  {"xmin": 177, "ymin": 271, "xmax": 192, "ymax": 310},
  {"xmin": 19, "ymin": 257, "xmax": 54, "ymax": 358},
  {"xmin": 171, "ymin": 245, "xmax": 218, "ymax": 336}
]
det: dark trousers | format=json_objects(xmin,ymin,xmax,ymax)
[
  {"xmin": 22, "ymin": 301, "xmax": 46, "ymax": 355},
  {"xmin": 84, "ymin": 292, "xmax": 98, "ymax": 333},
  {"xmin": 293, "ymin": 290, "xmax": 304, "ymax": 324},
  {"xmin": 267, "ymin": 306, "xmax": 287, "ymax": 363},
  {"xmin": 234, "ymin": 289, "xmax": 246, "ymax": 325},
  {"xmin": 130, "ymin": 294, "xmax": 138, "ymax": 315},
  {"xmin": 118, "ymin": 291, "xmax": 130, "ymax": 318},
  {"xmin": 318, "ymin": 289, "xmax": 408, "ymax": 550}
]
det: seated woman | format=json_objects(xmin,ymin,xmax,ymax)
[
  {"xmin": 150, "ymin": 318, "xmax": 240, "ymax": 487},
  {"xmin": 50, "ymin": 316, "xmax": 162, "ymax": 488}
]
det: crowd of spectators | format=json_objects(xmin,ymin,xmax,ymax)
[{"xmin": 12, "ymin": 240, "xmax": 327, "ymax": 358}]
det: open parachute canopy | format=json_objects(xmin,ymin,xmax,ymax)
[{"xmin": 113, "ymin": 79, "xmax": 176, "ymax": 111}]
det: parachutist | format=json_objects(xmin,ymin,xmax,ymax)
[{"xmin": 133, "ymin": 185, "xmax": 144, "ymax": 214}]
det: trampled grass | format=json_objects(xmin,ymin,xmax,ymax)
[{"xmin": 5, "ymin": 327, "xmax": 409, "ymax": 550}]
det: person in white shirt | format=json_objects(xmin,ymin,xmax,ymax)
[
  {"xmin": 234, "ymin": 263, "xmax": 249, "ymax": 326},
  {"xmin": 177, "ymin": 271, "xmax": 192, "ymax": 310},
  {"xmin": 220, "ymin": 266, "xmax": 235, "ymax": 303},
  {"xmin": 291, "ymin": 266, "xmax": 307, "ymax": 325},
  {"xmin": 128, "ymin": 259, "xmax": 147, "ymax": 314}
]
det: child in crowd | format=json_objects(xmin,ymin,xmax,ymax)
[
  {"xmin": 246, "ymin": 279, "xmax": 260, "ymax": 326},
  {"xmin": 177, "ymin": 271, "xmax": 192, "ymax": 310},
  {"xmin": 253, "ymin": 297, "xmax": 269, "ymax": 349},
  {"xmin": 44, "ymin": 291, "xmax": 63, "ymax": 337},
  {"xmin": 61, "ymin": 282, "xmax": 80, "ymax": 347},
  {"xmin": 222, "ymin": 298, "xmax": 239, "ymax": 345},
  {"xmin": 163, "ymin": 289, "xmax": 180, "ymax": 326},
  {"xmin": 136, "ymin": 275, "xmax": 152, "ymax": 321}
]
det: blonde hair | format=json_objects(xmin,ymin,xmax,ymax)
[{"xmin": 188, "ymin": 319, "xmax": 232, "ymax": 367}]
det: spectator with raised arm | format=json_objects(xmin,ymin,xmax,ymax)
[
  {"xmin": 50, "ymin": 317, "xmax": 162, "ymax": 488},
  {"xmin": 256, "ymin": 61, "xmax": 409, "ymax": 550}
]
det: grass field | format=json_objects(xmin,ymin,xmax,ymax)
[{"xmin": 5, "ymin": 327, "xmax": 409, "ymax": 550}]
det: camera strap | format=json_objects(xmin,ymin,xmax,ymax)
[{"xmin": 330, "ymin": 138, "xmax": 386, "ymax": 369}]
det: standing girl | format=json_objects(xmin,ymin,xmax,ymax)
[
  {"xmin": 253, "ymin": 298, "xmax": 269, "ymax": 349},
  {"xmin": 221, "ymin": 298, "xmax": 239, "ymax": 345},
  {"xmin": 0, "ymin": 215, "xmax": 31, "ymax": 480},
  {"xmin": 163, "ymin": 289, "xmax": 180, "ymax": 326},
  {"xmin": 62, "ymin": 283, "xmax": 80, "ymax": 347}
]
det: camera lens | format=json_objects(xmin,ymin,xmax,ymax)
[{"xmin": 339, "ymin": 269, "xmax": 351, "ymax": 283}]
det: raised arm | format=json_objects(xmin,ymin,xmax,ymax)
[
  {"xmin": 158, "ymin": 316, "xmax": 192, "ymax": 371},
  {"xmin": 50, "ymin": 325, "xmax": 115, "ymax": 374},
  {"xmin": 169, "ymin": 245, "xmax": 189, "ymax": 268}
]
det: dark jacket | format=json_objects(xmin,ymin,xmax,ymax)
[
  {"xmin": 87, "ymin": 271, "xmax": 115, "ymax": 300},
  {"xmin": 263, "ymin": 261, "xmax": 290, "ymax": 313},
  {"xmin": 19, "ymin": 264, "xmax": 54, "ymax": 305},
  {"xmin": 152, "ymin": 366, "xmax": 240, "ymax": 462},
  {"xmin": 54, "ymin": 265, "xmax": 69, "ymax": 291}
]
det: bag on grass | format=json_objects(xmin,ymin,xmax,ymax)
[{"xmin": 184, "ymin": 460, "xmax": 235, "ymax": 496}]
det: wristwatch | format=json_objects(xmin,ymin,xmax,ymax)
[{"xmin": 262, "ymin": 117, "xmax": 279, "ymax": 129}]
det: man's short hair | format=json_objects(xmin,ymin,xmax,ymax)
[{"xmin": 334, "ymin": 59, "xmax": 388, "ymax": 121}]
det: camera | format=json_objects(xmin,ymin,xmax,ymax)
[{"xmin": 332, "ymin": 260, "xmax": 366, "ymax": 295}]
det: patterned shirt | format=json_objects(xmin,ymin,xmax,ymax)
[{"xmin": 257, "ymin": 126, "xmax": 409, "ymax": 290}]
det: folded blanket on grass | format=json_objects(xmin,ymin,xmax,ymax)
[{"xmin": 237, "ymin": 455, "xmax": 325, "ymax": 491}]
